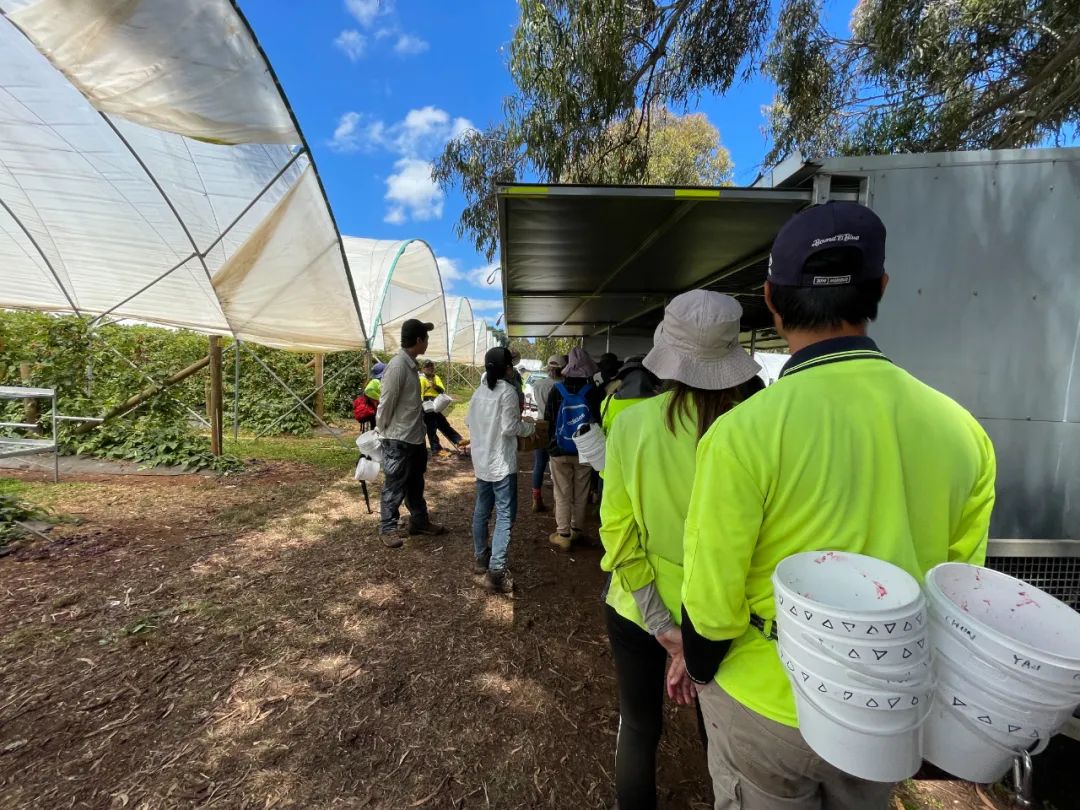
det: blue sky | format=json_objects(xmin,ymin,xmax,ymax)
[{"xmin": 241, "ymin": 0, "xmax": 856, "ymax": 324}]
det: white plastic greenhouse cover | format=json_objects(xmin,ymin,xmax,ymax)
[
  {"xmin": 447, "ymin": 296, "xmax": 477, "ymax": 365},
  {"xmin": 0, "ymin": 0, "xmax": 367, "ymax": 352},
  {"xmin": 342, "ymin": 236, "xmax": 451, "ymax": 362}
]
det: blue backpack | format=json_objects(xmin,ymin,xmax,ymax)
[{"xmin": 554, "ymin": 382, "xmax": 593, "ymax": 453}]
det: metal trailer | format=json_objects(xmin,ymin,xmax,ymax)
[{"xmin": 759, "ymin": 150, "xmax": 1080, "ymax": 612}]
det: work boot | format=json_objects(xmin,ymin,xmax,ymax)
[
  {"xmin": 485, "ymin": 568, "xmax": 514, "ymax": 594},
  {"xmin": 548, "ymin": 532, "xmax": 572, "ymax": 551},
  {"xmin": 532, "ymin": 488, "xmax": 547, "ymax": 513},
  {"xmin": 472, "ymin": 549, "xmax": 491, "ymax": 575},
  {"xmin": 380, "ymin": 530, "xmax": 404, "ymax": 549},
  {"xmin": 409, "ymin": 521, "xmax": 447, "ymax": 537}
]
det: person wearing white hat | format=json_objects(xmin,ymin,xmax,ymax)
[{"xmin": 599, "ymin": 290, "xmax": 761, "ymax": 809}]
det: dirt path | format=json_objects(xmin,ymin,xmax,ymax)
[{"xmin": 0, "ymin": 454, "xmax": 711, "ymax": 808}]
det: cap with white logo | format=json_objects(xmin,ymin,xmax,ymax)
[{"xmin": 767, "ymin": 201, "xmax": 886, "ymax": 287}]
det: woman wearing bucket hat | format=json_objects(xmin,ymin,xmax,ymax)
[
  {"xmin": 599, "ymin": 290, "xmax": 761, "ymax": 810},
  {"xmin": 543, "ymin": 346, "xmax": 605, "ymax": 549}
]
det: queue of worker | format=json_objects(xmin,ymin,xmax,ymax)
[{"xmin": 363, "ymin": 201, "xmax": 998, "ymax": 810}]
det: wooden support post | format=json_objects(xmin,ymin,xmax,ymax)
[
  {"xmin": 313, "ymin": 353, "xmax": 325, "ymax": 421},
  {"xmin": 19, "ymin": 363, "xmax": 40, "ymax": 434},
  {"xmin": 209, "ymin": 336, "xmax": 223, "ymax": 456}
]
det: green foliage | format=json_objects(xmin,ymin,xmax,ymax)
[
  {"xmin": 435, "ymin": 0, "xmax": 1078, "ymax": 252},
  {"xmin": 764, "ymin": 0, "xmax": 1080, "ymax": 163},
  {"xmin": 0, "ymin": 491, "xmax": 48, "ymax": 548},
  {"xmin": 434, "ymin": 0, "xmax": 763, "ymax": 259},
  {"xmin": 0, "ymin": 312, "xmax": 380, "ymax": 470}
]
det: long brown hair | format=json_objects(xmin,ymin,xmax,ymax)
[{"xmin": 664, "ymin": 382, "xmax": 743, "ymax": 440}]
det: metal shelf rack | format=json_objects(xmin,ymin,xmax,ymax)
[{"xmin": 0, "ymin": 385, "xmax": 58, "ymax": 482}]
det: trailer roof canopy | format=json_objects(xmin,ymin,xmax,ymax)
[
  {"xmin": 498, "ymin": 183, "xmax": 862, "ymax": 340},
  {"xmin": 0, "ymin": 0, "xmax": 366, "ymax": 352}
]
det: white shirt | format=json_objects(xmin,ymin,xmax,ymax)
[
  {"xmin": 465, "ymin": 376, "xmax": 536, "ymax": 482},
  {"xmin": 531, "ymin": 375, "xmax": 557, "ymax": 418}
]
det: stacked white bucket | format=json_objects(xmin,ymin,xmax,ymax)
[
  {"xmin": 922, "ymin": 563, "xmax": 1080, "ymax": 782},
  {"xmin": 773, "ymin": 551, "xmax": 933, "ymax": 782}
]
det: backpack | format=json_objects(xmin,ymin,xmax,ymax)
[
  {"xmin": 554, "ymin": 382, "xmax": 593, "ymax": 453},
  {"xmin": 353, "ymin": 394, "xmax": 377, "ymax": 424}
]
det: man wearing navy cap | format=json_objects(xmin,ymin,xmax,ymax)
[
  {"xmin": 680, "ymin": 202, "xmax": 997, "ymax": 809},
  {"xmin": 376, "ymin": 318, "xmax": 447, "ymax": 548}
]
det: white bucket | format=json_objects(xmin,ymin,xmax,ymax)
[
  {"xmin": 353, "ymin": 456, "xmax": 380, "ymax": 482},
  {"xmin": 928, "ymin": 612, "xmax": 1076, "ymax": 706},
  {"xmin": 784, "ymin": 654, "xmax": 926, "ymax": 782},
  {"xmin": 355, "ymin": 430, "xmax": 383, "ymax": 462},
  {"xmin": 432, "ymin": 392, "xmax": 453, "ymax": 414},
  {"xmin": 422, "ymin": 399, "xmax": 435, "ymax": 413},
  {"xmin": 773, "ymin": 551, "xmax": 927, "ymax": 641},
  {"xmin": 925, "ymin": 563, "xmax": 1080, "ymax": 691},
  {"xmin": 779, "ymin": 642, "xmax": 932, "ymax": 712},
  {"xmin": 921, "ymin": 563, "xmax": 1080, "ymax": 783},
  {"xmin": 778, "ymin": 620, "xmax": 930, "ymax": 685},
  {"xmin": 572, "ymin": 423, "xmax": 605, "ymax": 472}
]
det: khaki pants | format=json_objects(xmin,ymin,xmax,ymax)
[
  {"xmin": 698, "ymin": 684, "xmax": 895, "ymax": 810},
  {"xmin": 549, "ymin": 454, "xmax": 591, "ymax": 535}
]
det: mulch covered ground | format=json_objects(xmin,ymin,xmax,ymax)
[
  {"xmin": 0, "ymin": 450, "xmax": 711, "ymax": 809},
  {"xmin": 3, "ymin": 438, "xmax": 1066, "ymax": 809}
]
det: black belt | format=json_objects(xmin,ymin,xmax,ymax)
[{"xmin": 750, "ymin": 613, "xmax": 777, "ymax": 641}]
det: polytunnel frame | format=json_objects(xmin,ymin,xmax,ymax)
[
  {"xmin": 366, "ymin": 238, "xmax": 451, "ymax": 364},
  {"xmin": 445, "ymin": 295, "xmax": 475, "ymax": 389},
  {"xmin": 0, "ymin": 1, "xmax": 369, "ymax": 458}
]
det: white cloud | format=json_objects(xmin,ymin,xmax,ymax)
[
  {"xmin": 384, "ymin": 158, "xmax": 443, "ymax": 223},
  {"xmin": 329, "ymin": 106, "xmax": 473, "ymax": 222},
  {"xmin": 345, "ymin": 0, "xmax": 386, "ymax": 28},
  {"xmin": 334, "ymin": 29, "xmax": 366, "ymax": 61},
  {"xmin": 394, "ymin": 33, "xmax": 430, "ymax": 56},
  {"xmin": 375, "ymin": 27, "xmax": 396, "ymax": 40},
  {"xmin": 436, "ymin": 257, "xmax": 464, "ymax": 286},
  {"xmin": 467, "ymin": 263, "xmax": 502, "ymax": 291},
  {"xmin": 328, "ymin": 111, "xmax": 362, "ymax": 152},
  {"xmin": 469, "ymin": 299, "xmax": 504, "ymax": 312}
]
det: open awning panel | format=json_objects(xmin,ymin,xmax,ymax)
[
  {"xmin": 498, "ymin": 185, "xmax": 816, "ymax": 339},
  {"xmin": 0, "ymin": 0, "xmax": 366, "ymax": 351}
]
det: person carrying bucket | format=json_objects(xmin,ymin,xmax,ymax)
[
  {"xmin": 679, "ymin": 201, "xmax": 997, "ymax": 809},
  {"xmin": 599, "ymin": 291, "xmax": 762, "ymax": 809}
]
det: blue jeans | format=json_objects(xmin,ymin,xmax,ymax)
[
  {"xmin": 473, "ymin": 474, "xmax": 518, "ymax": 571},
  {"xmin": 532, "ymin": 448, "xmax": 549, "ymax": 490}
]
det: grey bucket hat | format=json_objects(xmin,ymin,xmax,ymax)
[{"xmin": 643, "ymin": 290, "xmax": 761, "ymax": 389}]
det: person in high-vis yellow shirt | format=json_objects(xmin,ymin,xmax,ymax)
[
  {"xmin": 600, "ymin": 291, "xmax": 762, "ymax": 810},
  {"xmin": 419, "ymin": 359, "xmax": 464, "ymax": 457},
  {"xmin": 681, "ymin": 202, "xmax": 996, "ymax": 810}
]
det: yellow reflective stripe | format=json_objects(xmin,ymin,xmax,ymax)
[
  {"xmin": 502, "ymin": 185, "xmax": 548, "ymax": 195},
  {"xmin": 674, "ymin": 188, "xmax": 721, "ymax": 199}
]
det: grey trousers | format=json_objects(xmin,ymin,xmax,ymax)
[
  {"xmin": 697, "ymin": 684, "xmax": 895, "ymax": 810},
  {"xmin": 379, "ymin": 439, "xmax": 429, "ymax": 534}
]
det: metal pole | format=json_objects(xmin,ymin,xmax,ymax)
[
  {"xmin": 606, "ymin": 326, "xmax": 611, "ymax": 354},
  {"xmin": 52, "ymin": 390, "xmax": 58, "ymax": 484},
  {"xmin": 242, "ymin": 345, "xmax": 352, "ymax": 448},
  {"xmin": 232, "ymin": 339, "xmax": 241, "ymax": 441},
  {"xmin": 252, "ymin": 352, "xmax": 364, "ymax": 439}
]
